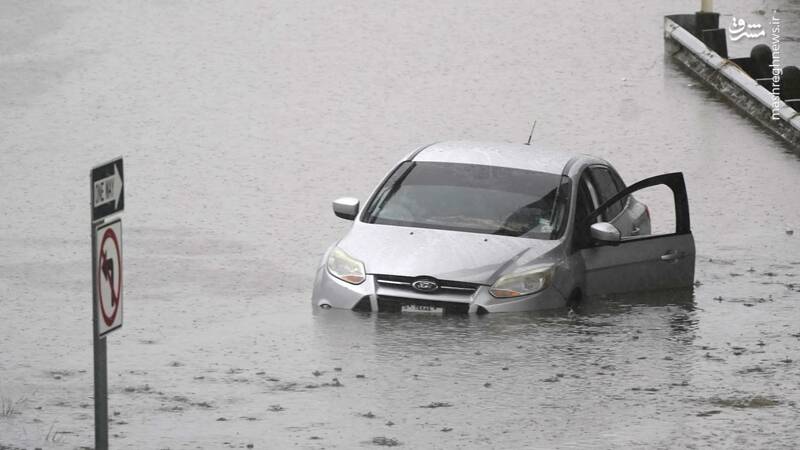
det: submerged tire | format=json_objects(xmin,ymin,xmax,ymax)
[{"xmin": 566, "ymin": 288, "xmax": 582, "ymax": 310}]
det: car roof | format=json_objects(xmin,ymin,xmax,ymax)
[{"xmin": 410, "ymin": 141, "xmax": 585, "ymax": 175}]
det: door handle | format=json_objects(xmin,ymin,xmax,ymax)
[
  {"xmin": 660, "ymin": 251, "xmax": 681, "ymax": 262},
  {"xmin": 631, "ymin": 226, "xmax": 640, "ymax": 236}
]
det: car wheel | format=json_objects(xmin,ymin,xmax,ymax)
[{"xmin": 566, "ymin": 288, "xmax": 582, "ymax": 311}]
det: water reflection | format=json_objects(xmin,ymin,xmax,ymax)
[
  {"xmin": 306, "ymin": 288, "xmax": 700, "ymax": 447},
  {"xmin": 311, "ymin": 288, "xmax": 699, "ymax": 359}
]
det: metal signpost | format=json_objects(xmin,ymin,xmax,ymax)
[{"xmin": 91, "ymin": 157, "xmax": 124, "ymax": 450}]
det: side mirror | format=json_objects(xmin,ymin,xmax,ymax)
[
  {"xmin": 590, "ymin": 222, "xmax": 621, "ymax": 243},
  {"xmin": 332, "ymin": 197, "xmax": 359, "ymax": 220}
]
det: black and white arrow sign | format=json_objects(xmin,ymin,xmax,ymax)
[{"xmin": 91, "ymin": 158, "xmax": 124, "ymax": 221}]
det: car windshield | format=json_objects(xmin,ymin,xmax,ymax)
[{"xmin": 363, "ymin": 161, "xmax": 571, "ymax": 239}]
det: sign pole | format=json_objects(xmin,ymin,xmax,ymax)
[
  {"xmin": 91, "ymin": 182, "xmax": 109, "ymax": 450},
  {"xmin": 90, "ymin": 156, "xmax": 124, "ymax": 450}
]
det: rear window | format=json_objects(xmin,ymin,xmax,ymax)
[{"xmin": 363, "ymin": 161, "xmax": 571, "ymax": 239}]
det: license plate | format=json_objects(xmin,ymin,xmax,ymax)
[{"xmin": 401, "ymin": 303, "xmax": 443, "ymax": 314}]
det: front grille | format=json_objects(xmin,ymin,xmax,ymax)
[
  {"xmin": 351, "ymin": 296, "xmax": 372, "ymax": 312},
  {"xmin": 377, "ymin": 295, "xmax": 470, "ymax": 314},
  {"xmin": 374, "ymin": 274, "xmax": 479, "ymax": 296}
]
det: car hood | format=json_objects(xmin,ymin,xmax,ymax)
[{"xmin": 337, "ymin": 223, "xmax": 562, "ymax": 285}]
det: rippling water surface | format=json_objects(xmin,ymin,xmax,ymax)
[{"xmin": 1, "ymin": 0, "xmax": 800, "ymax": 448}]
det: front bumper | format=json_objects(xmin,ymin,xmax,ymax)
[{"xmin": 311, "ymin": 266, "xmax": 566, "ymax": 313}]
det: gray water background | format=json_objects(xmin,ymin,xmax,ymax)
[{"xmin": 2, "ymin": 1, "xmax": 800, "ymax": 448}]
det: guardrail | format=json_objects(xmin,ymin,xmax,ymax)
[{"xmin": 664, "ymin": 14, "xmax": 800, "ymax": 148}]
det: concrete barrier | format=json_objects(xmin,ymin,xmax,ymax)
[{"xmin": 664, "ymin": 15, "xmax": 800, "ymax": 148}]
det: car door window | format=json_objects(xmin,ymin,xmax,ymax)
[
  {"xmin": 609, "ymin": 169, "xmax": 629, "ymax": 210},
  {"xmin": 589, "ymin": 167, "xmax": 624, "ymax": 220},
  {"xmin": 585, "ymin": 172, "xmax": 691, "ymax": 239},
  {"xmin": 572, "ymin": 178, "xmax": 596, "ymax": 249}
]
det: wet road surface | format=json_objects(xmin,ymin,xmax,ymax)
[{"xmin": 1, "ymin": 0, "xmax": 800, "ymax": 448}]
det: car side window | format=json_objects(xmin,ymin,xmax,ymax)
[
  {"xmin": 609, "ymin": 169, "xmax": 629, "ymax": 210},
  {"xmin": 583, "ymin": 172, "xmax": 691, "ymax": 240},
  {"xmin": 589, "ymin": 167, "xmax": 624, "ymax": 219},
  {"xmin": 572, "ymin": 177, "xmax": 596, "ymax": 248}
]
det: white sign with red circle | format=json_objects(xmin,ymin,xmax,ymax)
[{"xmin": 96, "ymin": 219, "xmax": 123, "ymax": 337}]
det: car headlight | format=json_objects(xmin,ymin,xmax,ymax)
[
  {"xmin": 327, "ymin": 247, "xmax": 366, "ymax": 285},
  {"xmin": 489, "ymin": 265, "xmax": 553, "ymax": 298}
]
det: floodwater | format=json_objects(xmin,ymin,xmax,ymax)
[{"xmin": 2, "ymin": 0, "xmax": 800, "ymax": 448}]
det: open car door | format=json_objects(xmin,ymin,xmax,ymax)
[{"xmin": 577, "ymin": 172, "xmax": 695, "ymax": 296}]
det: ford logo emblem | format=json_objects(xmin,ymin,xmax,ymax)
[{"xmin": 412, "ymin": 279, "xmax": 439, "ymax": 292}]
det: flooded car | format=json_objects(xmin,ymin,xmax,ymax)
[{"xmin": 312, "ymin": 141, "xmax": 696, "ymax": 313}]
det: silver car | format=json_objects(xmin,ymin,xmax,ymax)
[{"xmin": 312, "ymin": 141, "xmax": 695, "ymax": 313}]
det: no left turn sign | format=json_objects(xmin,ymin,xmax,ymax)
[{"xmin": 95, "ymin": 219, "xmax": 123, "ymax": 337}]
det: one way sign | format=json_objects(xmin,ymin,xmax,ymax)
[{"xmin": 91, "ymin": 158, "xmax": 124, "ymax": 221}]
